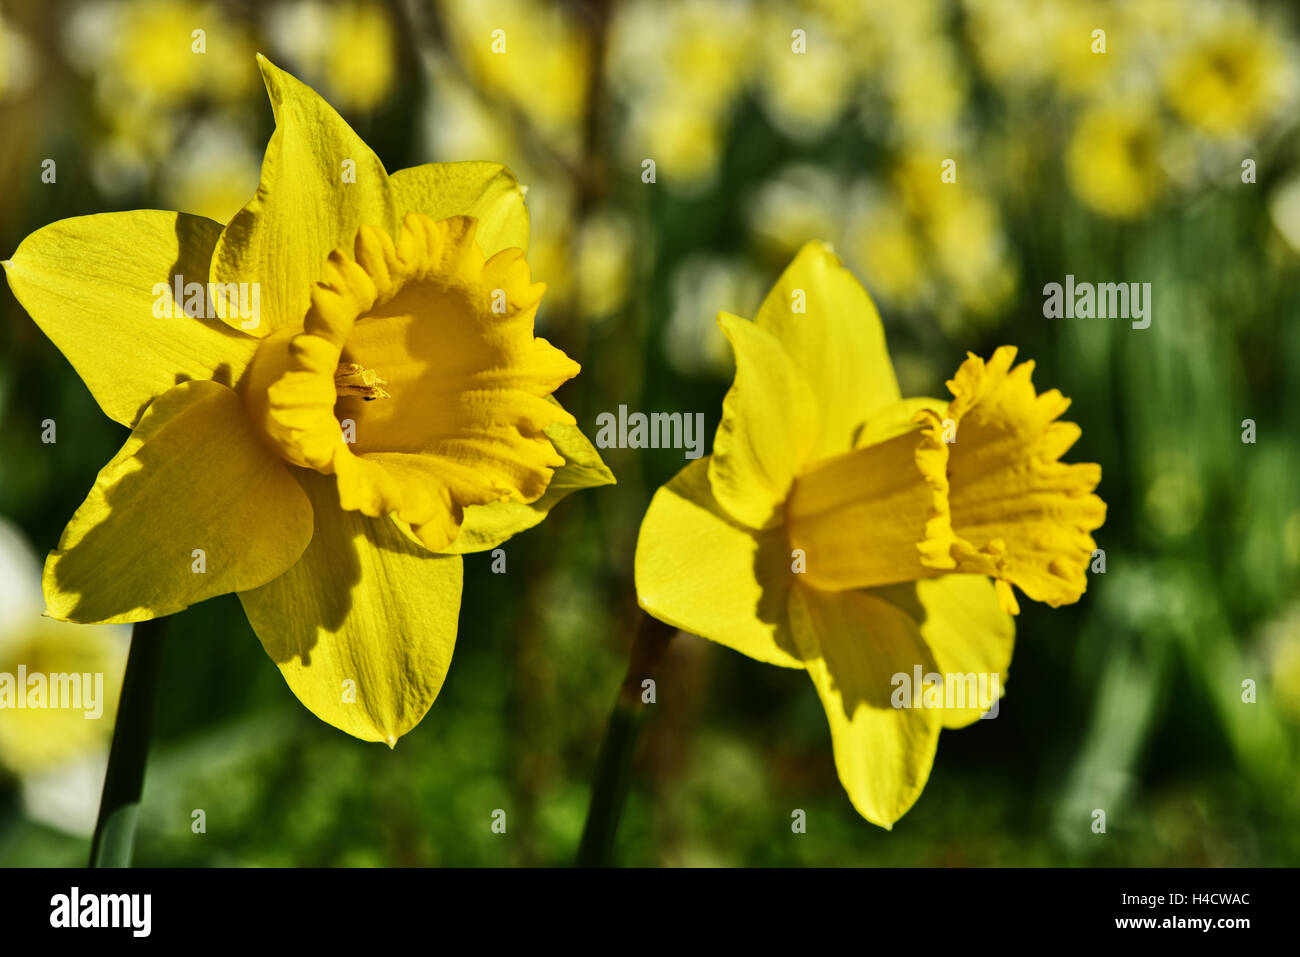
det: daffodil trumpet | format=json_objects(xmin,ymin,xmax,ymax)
[{"xmin": 635, "ymin": 241, "xmax": 1105, "ymax": 827}]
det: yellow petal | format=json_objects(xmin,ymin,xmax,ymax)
[
  {"xmin": 933, "ymin": 346, "xmax": 1107, "ymax": 613},
  {"xmin": 4, "ymin": 211, "xmax": 258, "ymax": 428},
  {"xmin": 239, "ymin": 471, "xmax": 463, "ymax": 744},
  {"xmin": 751, "ymin": 241, "xmax": 901, "ymax": 460},
  {"xmin": 44, "ymin": 381, "xmax": 313, "ymax": 623},
  {"xmin": 636, "ymin": 459, "xmax": 802, "ymax": 669},
  {"xmin": 443, "ymin": 412, "xmax": 616, "ymax": 554},
  {"xmin": 871, "ymin": 575, "xmax": 1014, "ymax": 729},
  {"xmin": 209, "ymin": 55, "xmax": 395, "ymax": 338},
  {"xmin": 790, "ymin": 584, "xmax": 940, "ymax": 828},
  {"xmin": 389, "ymin": 162, "xmax": 530, "ymax": 258},
  {"xmin": 707, "ymin": 312, "xmax": 820, "ymax": 530}
]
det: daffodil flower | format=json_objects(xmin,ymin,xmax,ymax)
[
  {"xmin": 0, "ymin": 519, "xmax": 127, "ymax": 837},
  {"xmin": 635, "ymin": 242, "xmax": 1104, "ymax": 826},
  {"xmin": 3, "ymin": 56, "xmax": 612, "ymax": 745}
]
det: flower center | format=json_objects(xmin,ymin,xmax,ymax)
[
  {"xmin": 333, "ymin": 362, "xmax": 390, "ymax": 401},
  {"xmin": 240, "ymin": 212, "xmax": 581, "ymax": 551}
]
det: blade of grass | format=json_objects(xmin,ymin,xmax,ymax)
[{"xmin": 576, "ymin": 610, "xmax": 675, "ymax": 867}]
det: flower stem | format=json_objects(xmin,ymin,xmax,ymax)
[
  {"xmin": 576, "ymin": 610, "xmax": 676, "ymax": 867},
  {"xmin": 89, "ymin": 615, "xmax": 167, "ymax": 868}
]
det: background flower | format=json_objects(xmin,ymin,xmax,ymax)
[{"xmin": 0, "ymin": 520, "xmax": 128, "ymax": 836}]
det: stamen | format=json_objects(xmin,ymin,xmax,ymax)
[{"xmin": 334, "ymin": 362, "xmax": 391, "ymax": 401}]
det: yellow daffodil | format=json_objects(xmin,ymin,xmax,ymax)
[
  {"xmin": 1066, "ymin": 103, "xmax": 1164, "ymax": 220},
  {"xmin": 0, "ymin": 520, "xmax": 127, "ymax": 777},
  {"xmin": 91, "ymin": 0, "xmax": 258, "ymax": 106},
  {"xmin": 268, "ymin": 0, "xmax": 397, "ymax": 113},
  {"xmin": 160, "ymin": 120, "xmax": 262, "ymax": 225},
  {"xmin": 444, "ymin": 0, "xmax": 589, "ymax": 154},
  {"xmin": 635, "ymin": 243, "xmax": 1105, "ymax": 826},
  {"xmin": 1163, "ymin": 15, "xmax": 1292, "ymax": 140},
  {"xmin": 3, "ymin": 57, "xmax": 612, "ymax": 745},
  {"xmin": 0, "ymin": 12, "xmax": 34, "ymax": 100}
]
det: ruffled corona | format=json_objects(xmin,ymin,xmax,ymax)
[
  {"xmin": 243, "ymin": 212, "xmax": 580, "ymax": 551},
  {"xmin": 927, "ymin": 346, "xmax": 1106, "ymax": 614}
]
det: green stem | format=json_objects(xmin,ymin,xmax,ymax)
[
  {"xmin": 89, "ymin": 615, "xmax": 167, "ymax": 868},
  {"xmin": 576, "ymin": 610, "xmax": 675, "ymax": 867}
]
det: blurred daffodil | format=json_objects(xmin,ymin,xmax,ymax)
[
  {"xmin": 160, "ymin": 119, "xmax": 263, "ymax": 225},
  {"xmin": 71, "ymin": 0, "xmax": 259, "ymax": 107},
  {"xmin": 962, "ymin": 0, "xmax": 1121, "ymax": 99},
  {"xmin": 755, "ymin": 14, "xmax": 855, "ymax": 141},
  {"xmin": 749, "ymin": 165, "xmax": 842, "ymax": 264},
  {"xmin": 843, "ymin": 156, "xmax": 1016, "ymax": 326},
  {"xmin": 572, "ymin": 209, "xmax": 635, "ymax": 321},
  {"xmin": 884, "ymin": 38, "xmax": 968, "ymax": 143},
  {"xmin": 849, "ymin": 199, "xmax": 929, "ymax": 308},
  {"xmin": 663, "ymin": 255, "xmax": 766, "ymax": 378},
  {"xmin": 4, "ymin": 57, "xmax": 612, "ymax": 744},
  {"xmin": 0, "ymin": 12, "xmax": 34, "ymax": 100},
  {"xmin": 0, "ymin": 520, "xmax": 127, "ymax": 834},
  {"xmin": 610, "ymin": 0, "xmax": 751, "ymax": 190},
  {"xmin": 62, "ymin": 0, "xmax": 260, "ymax": 202},
  {"xmin": 1067, "ymin": 103, "xmax": 1165, "ymax": 219},
  {"xmin": 266, "ymin": 0, "xmax": 397, "ymax": 113},
  {"xmin": 1163, "ymin": 14, "xmax": 1294, "ymax": 140},
  {"xmin": 444, "ymin": 0, "xmax": 589, "ymax": 154},
  {"xmin": 1268, "ymin": 173, "xmax": 1300, "ymax": 256},
  {"xmin": 635, "ymin": 243, "xmax": 1105, "ymax": 825}
]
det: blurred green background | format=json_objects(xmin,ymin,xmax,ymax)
[{"xmin": 1, "ymin": 0, "xmax": 1299, "ymax": 866}]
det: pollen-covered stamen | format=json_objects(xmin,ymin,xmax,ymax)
[{"xmin": 333, "ymin": 362, "xmax": 390, "ymax": 401}]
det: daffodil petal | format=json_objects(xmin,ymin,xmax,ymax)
[
  {"xmin": 4, "ymin": 211, "xmax": 258, "ymax": 428},
  {"xmin": 870, "ymin": 575, "xmax": 1014, "ymax": 729},
  {"xmin": 210, "ymin": 55, "xmax": 394, "ymax": 337},
  {"xmin": 443, "ymin": 414, "xmax": 615, "ymax": 554},
  {"xmin": 239, "ymin": 471, "xmax": 463, "ymax": 744},
  {"xmin": 388, "ymin": 162, "xmax": 530, "ymax": 257},
  {"xmin": 707, "ymin": 312, "xmax": 820, "ymax": 530},
  {"xmin": 636, "ymin": 458, "xmax": 801, "ymax": 669},
  {"xmin": 790, "ymin": 583, "xmax": 941, "ymax": 827},
  {"xmin": 44, "ymin": 381, "xmax": 313, "ymax": 623},
  {"xmin": 752, "ymin": 241, "xmax": 901, "ymax": 460}
]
